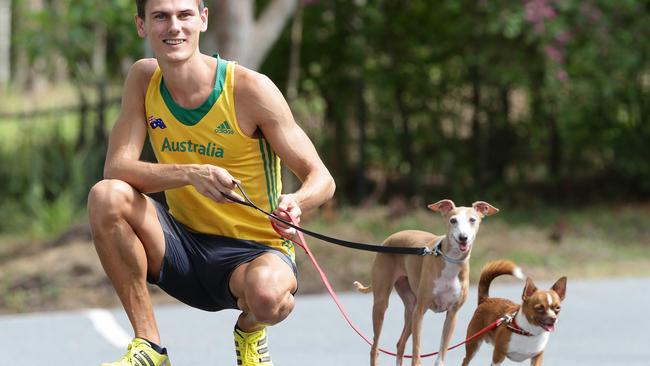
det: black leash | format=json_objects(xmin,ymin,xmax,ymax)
[{"xmin": 222, "ymin": 183, "xmax": 434, "ymax": 256}]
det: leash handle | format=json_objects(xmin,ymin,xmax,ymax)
[
  {"xmin": 224, "ymin": 183, "xmax": 431, "ymax": 256},
  {"xmin": 271, "ymin": 207, "xmax": 504, "ymax": 359}
]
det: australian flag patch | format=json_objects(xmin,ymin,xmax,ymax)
[{"xmin": 148, "ymin": 116, "xmax": 167, "ymax": 129}]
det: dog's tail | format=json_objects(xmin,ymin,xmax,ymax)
[
  {"xmin": 353, "ymin": 281, "xmax": 372, "ymax": 294},
  {"xmin": 478, "ymin": 260, "xmax": 525, "ymax": 305}
]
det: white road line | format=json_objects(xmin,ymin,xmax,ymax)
[{"xmin": 84, "ymin": 308, "xmax": 131, "ymax": 348}]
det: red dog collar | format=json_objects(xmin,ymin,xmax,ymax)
[{"xmin": 505, "ymin": 312, "xmax": 534, "ymax": 337}]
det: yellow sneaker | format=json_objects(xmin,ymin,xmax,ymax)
[
  {"xmin": 101, "ymin": 338, "xmax": 170, "ymax": 366},
  {"xmin": 233, "ymin": 326, "xmax": 274, "ymax": 366}
]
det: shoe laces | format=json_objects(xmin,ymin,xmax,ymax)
[
  {"xmin": 120, "ymin": 339, "xmax": 160, "ymax": 366},
  {"xmin": 235, "ymin": 329, "xmax": 271, "ymax": 365}
]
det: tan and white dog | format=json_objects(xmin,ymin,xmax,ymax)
[
  {"xmin": 354, "ymin": 199, "xmax": 499, "ymax": 366},
  {"xmin": 461, "ymin": 260, "xmax": 567, "ymax": 366}
]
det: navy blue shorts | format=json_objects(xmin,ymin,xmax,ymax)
[{"xmin": 147, "ymin": 198, "xmax": 297, "ymax": 312}]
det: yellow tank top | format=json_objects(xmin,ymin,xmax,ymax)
[{"xmin": 144, "ymin": 56, "xmax": 294, "ymax": 260}]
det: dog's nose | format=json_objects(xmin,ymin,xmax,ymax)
[{"xmin": 458, "ymin": 234, "xmax": 468, "ymax": 242}]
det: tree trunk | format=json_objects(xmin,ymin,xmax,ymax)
[
  {"xmin": 285, "ymin": 1, "xmax": 304, "ymax": 101},
  {"xmin": 281, "ymin": 1, "xmax": 304, "ymax": 194},
  {"xmin": 92, "ymin": 20, "xmax": 107, "ymax": 80},
  {"xmin": 395, "ymin": 85, "xmax": 416, "ymax": 196},
  {"xmin": 548, "ymin": 107, "xmax": 561, "ymax": 178},
  {"xmin": 322, "ymin": 93, "xmax": 349, "ymax": 192},
  {"xmin": 16, "ymin": 0, "xmax": 46, "ymax": 92},
  {"xmin": 94, "ymin": 80, "xmax": 108, "ymax": 143},
  {"xmin": 76, "ymin": 87, "xmax": 89, "ymax": 151},
  {"xmin": 250, "ymin": 0, "xmax": 298, "ymax": 69},
  {"xmin": 206, "ymin": 0, "xmax": 298, "ymax": 70},
  {"xmin": 492, "ymin": 84, "xmax": 512, "ymax": 182},
  {"xmin": 356, "ymin": 79, "xmax": 368, "ymax": 202},
  {"xmin": 0, "ymin": 0, "xmax": 10, "ymax": 86},
  {"xmin": 470, "ymin": 63, "xmax": 485, "ymax": 185},
  {"xmin": 208, "ymin": 0, "xmax": 253, "ymax": 63}
]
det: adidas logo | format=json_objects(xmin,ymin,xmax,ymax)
[
  {"xmin": 215, "ymin": 120, "xmax": 235, "ymax": 134},
  {"xmin": 133, "ymin": 350, "xmax": 158, "ymax": 366}
]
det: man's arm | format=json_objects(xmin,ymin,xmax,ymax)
[
  {"xmin": 104, "ymin": 59, "xmax": 241, "ymax": 202},
  {"xmin": 234, "ymin": 66, "xmax": 335, "ymax": 232}
]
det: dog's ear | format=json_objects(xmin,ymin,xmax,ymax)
[
  {"xmin": 428, "ymin": 200, "xmax": 455, "ymax": 215},
  {"xmin": 522, "ymin": 277, "xmax": 537, "ymax": 301},
  {"xmin": 472, "ymin": 201, "xmax": 499, "ymax": 217},
  {"xmin": 551, "ymin": 276, "xmax": 567, "ymax": 300}
]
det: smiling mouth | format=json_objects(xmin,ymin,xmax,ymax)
[{"xmin": 164, "ymin": 39, "xmax": 185, "ymax": 45}]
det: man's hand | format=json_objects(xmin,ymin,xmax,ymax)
[
  {"xmin": 271, "ymin": 194, "xmax": 302, "ymax": 240},
  {"xmin": 188, "ymin": 164, "xmax": 243, "ymax": 203}
]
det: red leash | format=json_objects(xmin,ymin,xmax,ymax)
[{"xmin": 270, "ymin": 212, "xmax": 506, "ymax": 359}]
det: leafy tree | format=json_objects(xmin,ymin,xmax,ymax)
[{"xmin": 0, "ymin": 0, "xmax": 10, "ymax": 86}]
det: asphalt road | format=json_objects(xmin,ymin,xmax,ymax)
[{"xmin": 1, "ymin": 277, "xmax": 648, "ymax": 365}]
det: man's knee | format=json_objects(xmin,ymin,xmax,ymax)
[
  {"xmin": 246, "ymin": 288, "xmax": 295, "ymax": 325},
  {"xmin": 233, "ymin": 254, "xmax": 297, "ymax": 325},
  {"xmin": 88, "ymin": 179, "xmax": 136, "ymax": 224}
]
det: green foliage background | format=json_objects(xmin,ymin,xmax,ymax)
[{"xmin": 1, "ymin": 0, "xmax": 649, "ymax": 237}]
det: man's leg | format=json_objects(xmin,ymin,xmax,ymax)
[
  {"xmin": 229, "ymin": 253, "xmax": 296, "ymax": 365},
  {"xmin": 229, "ymin": 252, "xmax": 298, "ymax": 331},
  {"xmin": 88, "ymin": 179, "xmax": 166, "ymax": 344}
]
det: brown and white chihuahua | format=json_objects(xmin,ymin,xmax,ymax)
[{"xmin": 461, "ymin": 260, "xmax": 567, "ymax": 366}]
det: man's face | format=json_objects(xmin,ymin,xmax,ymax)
[{"xmin": 135, "ymin": 0, "xmax": 208, "ymax": 63}]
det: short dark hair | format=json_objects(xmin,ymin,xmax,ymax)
[{"xmin": 136, "ymin": 0, "xmax": 205, "ymax": 18}]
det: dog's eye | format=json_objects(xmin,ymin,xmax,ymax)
[
  {"xmin": 554, "ymin": 306, "xmax": 561, "ymax": 313},
  {"xmin": 469, "ymin": 218, "xmax": 476, "ymax": 224},
  {"xmin": 535, "ymin": 306, "xmax": 545, "ymax": 313},
  {"xmin": 450, "ymin": 218, "xmax": 457, "ymax": 224}
]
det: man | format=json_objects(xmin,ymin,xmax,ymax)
[{"xmin": 87, "ymin": 0, "xmax": 335, "ymax": 365}]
